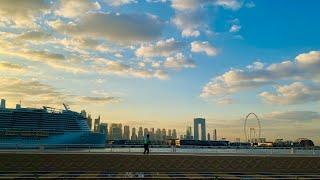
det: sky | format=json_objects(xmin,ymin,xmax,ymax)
[{"xmin": 0, "ymin": 0, "xmax": 320, "ymax": 144}]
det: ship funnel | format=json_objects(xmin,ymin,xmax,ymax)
[{"xmin": 0, "ymin": 99, "xmax": 5, "ymax": 109}]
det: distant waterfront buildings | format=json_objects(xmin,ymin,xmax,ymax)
[
  {"xmin": 0, "ymin": 99, "xmax": 6, "ymax": 109},
  {"xmin": 123, "ymin": 125, "xmax": 130, "ymax": 140},
  {"xmin": 94, "ymin": 116, "xmax": 101, "ymax": 132},
  {"xmin": 213, "ymin": 129, "xmax": 217, "ymax": 141},
  {"xmin": 185, "ymin": 126, "xmax": 193, "ymax": 140},
  {"xmin": 194, "ymin": 118, "xmax": 206, "ymax": 141},
  {"xmin": 149, "ymin": 128, "xmax": 155, "ymax": 141},
  {"xmin": 80, "ymin": 110, "xmax": 87, "ymax": 118},
  {"xmin": 143, "ymin": 128, "xmax": 149, "ymax": 137},
  {"xmin": 99, "ymin": 123, "xmax": 108, "ymax": 140},
  {"xmin": 131, "ymin": 127, "xmax": 137, "ymax": 140},
  {"xmin": 172, "ymin": 129, "xmax": 177, "ymax": 139},
  {"xmin": 109, "ymin": 123, "xmax": 122, "ymax": 140},
  {"xmin": 168, "ymin": 129, "xmax": 172, "ymax": 139},
  {"xmin": 161, "ymin": 128, "xmax": 166, "ymax": 141},
  {"xmin": 207, "ymin": 133, "xmax": 211, "ymax": 141},
  {"xmin": 155, "ymin": 128, "xmax": 162, "ymax": 141},
  {"xmin": 138, "ymin": 127, "xmax": 143, "ymax": 140}
]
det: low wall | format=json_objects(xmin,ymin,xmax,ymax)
[{"xmin": 0, "ymin": 153, "xmax": 319, "ymax": 173}]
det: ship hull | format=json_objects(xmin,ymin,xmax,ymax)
[{"xmin": 0, "ymin": 131, "xmax": 106, "ymax": 148}]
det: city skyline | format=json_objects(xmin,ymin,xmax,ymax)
[{"xmin": 0, "ymin": 1, "xmax": 320, "ymax": 144}]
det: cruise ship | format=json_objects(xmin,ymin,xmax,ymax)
[{"xmin": 0, "ymin": 99, "xmax": 105, "ymax": 148}]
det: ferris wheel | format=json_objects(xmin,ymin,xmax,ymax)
[{"xmin": 244, "ymin": 112, "xmax": 261, "ymax": 143}]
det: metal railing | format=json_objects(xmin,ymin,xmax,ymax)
[{"xmin": 0, "ymin": 143, "xmax": 319, "ymax": 156}]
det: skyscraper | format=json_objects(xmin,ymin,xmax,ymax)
[
  {"xmin": 131, "ymin": 127, "xmax": 137, "ymax": 140},
  {"xmin": 172, "ymin": 129, "xmax": 177, "ymax": 139},
  {"xmin": 144, "ymin": 128, "xmax": 149, "ymax": 137},
  {"xmin": 138, "ymin": 127, "xmax": 143, "ymax": 140},
  {"xmin": 186, "ymin": 126, "xmax": 192, "ymax": 140},
  {"xmin": 213, "ymin": 129, "xmax": 217, "ymax": 141},
  {"xmin": 161, "ymin": 128, "xmax": 166, "ymax": 141},
  {"xmin": 109, "ymin": 123, "xmax": 122, "ymax": 140},
  {"xmin": 168, "ymin": 129, "xmax": 172, "ymax": 139},
  {"xmin": 155, "ymin": 128, "xmax": 162, "ymax": 141},
  {"xmin": 0, "ymin": 99, "xmax": 6, "ymax": 109},
  {"xmin": 207, "ymin": 133, "xmax": 211, "ymax": 141},
  {"xmin": 87, "ymin": 114, "xmax": 93, "ymax": 130},
  {"xmin": 94, "ymin": 115, "xmax": 101, "ymax": 132},
  {"xmin": 194, "ymin": 118, "xmax": 206, "ymax": 141},
  {"xmin": 123, "ymin": 125, "xmax": 130, "ymax": 140},
  {"xmin": 80, "ymin": 110, "xmax": 86, "ymax": 118},
  {"xmin": 149, "ymin": 128, "xmax": 155, "ymax": 141},
  {"xmin": 99, "ymin": 123, "xmax": 108, "ymax": 141}
]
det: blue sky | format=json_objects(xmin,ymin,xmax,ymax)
[{"xmin": 0, "ymin": 0, "xmax": 320, "ymax": 143}]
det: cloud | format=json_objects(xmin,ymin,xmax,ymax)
[
  {"xmin": 56, "ymin": 0, "xmax": 101, "ymax": 18},
  {"xmin": 94, "ymin": 59, "xmax": 169, "ymax": 80},
  {"xmin": 229, "ymin": 24, "xmax": 241, "ymax": 33},
  {"xmin": 264, "ymin": 111, "xmax": 320, "ymax": 121},
  {"xmin": 16, "ymin": 30, "xmax": 52, "ymax": 41},
  {"xmin": 171, "ymin": 10, "xmax": 204, "ymax": 37},
  {"xmin": 0, "ymin": 77, "xmax": 119, "ymax": 108},
  {"xmin": 245, "ymin": 1, "xmax": 255, "ymax": 8},
  {"xmin": 104, "ymin": 0, "xmax": 137, "ymax": 6},
  {"xmin": 0, "ymin": 0, "xmax": 50, "ymax": 27},
  {"xmin": 135, "ymin": 38, "xmax": 185, "ymax": 58},
  {"xmin": 171, "ymin": 0, "xmax": 242, "ymax": 11},
  {"xmin": 191, "ymin": 41, "xmax": 218, "ymax": 56},
  {"xmin": 171, "ymin": 0, "xmax": 242, "ymax": 37},
  {"xmin": 164, "ymin": 53, "xmax": 195, "ymax": 70},
  {"xmin": 215, "ymin": 0, "xmax": 243, "ymax": 10},
  {"xmin": 216, "ymin": 97, "xmax": 235, "ymax": 105},
  {"xmin": 0, "ymin": 44, "xmax": 87, "ymax": 73},
  {"xmin": 201, "ymin": 50, "xmax": 320, "ymax": 99},
  {"xmin": 260, "ymin": 82, "xmax": 320, "ymax": 105},
  {"xmin": 56, "ymin": 12, "xmax": 164, "ymax": 43},
  {"xmin": 79, "ymin": 96, "xmax": 120, "ymax": 103},
  {"xmin": 0, "ymin": 61, "xmax": 27, "ymax": 73}
]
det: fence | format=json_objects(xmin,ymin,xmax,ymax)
[{"xmin": 0, "ymin": 143, "xmax": 319, "ymax": 156}]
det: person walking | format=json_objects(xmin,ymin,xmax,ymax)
[{"xmin": 143, "ymin": 134, "xmax": 150, "ymax": 154}]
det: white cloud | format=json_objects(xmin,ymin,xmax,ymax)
[
  {"xmin": 135, "ymin": 38, "xmax": 184, "ymax": 58},
  {"xmin": 229, "ymin": 24, "xmax": 241, "ymax": 33},
  {"xmin": 215, "ymin": 0, "xmax": 243, "ymax": 10},
  {"xmin": 164, "ymin": 53, "xmax": 195, "ymax": 70},
  {"xmin": 171, "ymin": 10, "xmax": 204, "ymax": 37},
  {"xmin": 201, "ymin": 50, "xmax": 320, "ymax": 102},
  {"xmin": 16, "ymin": 30, "xmax": 52, "ymax": 41},
  {"xmin": 171, "ymin": 0, "xmax": 201, "ymax": 11},
  {"xmin": 216, "ymin": 97, "xmax": 234, "ymax": 105},
  {"xmin": 264, "ymin": 111, "xmax": 320, "ymax": 121},
  {"xmin": 104, "ymin": 0, "xmax": 137, "ymax": 6},
  {"xmin": 171, "ymin": 0, "xmax": 243, "ymax": 37},
  {"xmin": 171, "ymin": 0, "xmax": 242, "ymax": 11},
  {"xmin": 0, "ymin": 0, "xmax": 50, "ymax": 27},
  {"xmin": 191, "ymin": 41, "xmax": 218, "ymax": 56},
  {"xmin": 260, "ymin": 82, "xmax": 320, "ymax": 105},
  {"xmin": 0, "ymin": 77, "xmax": 119, "ymax": 108},
  {"xmin": 0, "ymin": 61, "xmax": 27, "ymax": 73},
  {"xmin": 146, "ymin": 0, "xmax": 167, "ymax": 3},
  {"xmin": 245, "ymin": 1, "xmax": 255, "ymax": 8},
  {"xmin": 0, "ymin": 42, "xmax": 87, "ymax": 73},
  {"xmin": 94, "ymin": 59, "xmax": 168, "ymax": 80},
  {"xmin": 56, "ymin": 0, "xmax": 101, "ymax": 18},
  {"xmin": 56, "ymin": 12, "xmax": 164, "ymax": 43}
]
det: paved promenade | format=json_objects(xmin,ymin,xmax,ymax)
[{"xmin": 0, "ymin": 152, "xmax": 319, "ymax": 172}]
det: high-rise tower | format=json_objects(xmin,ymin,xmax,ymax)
[{"xmin": 194, "ymin": 118, "xmax": 206, "ymax": 141}]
